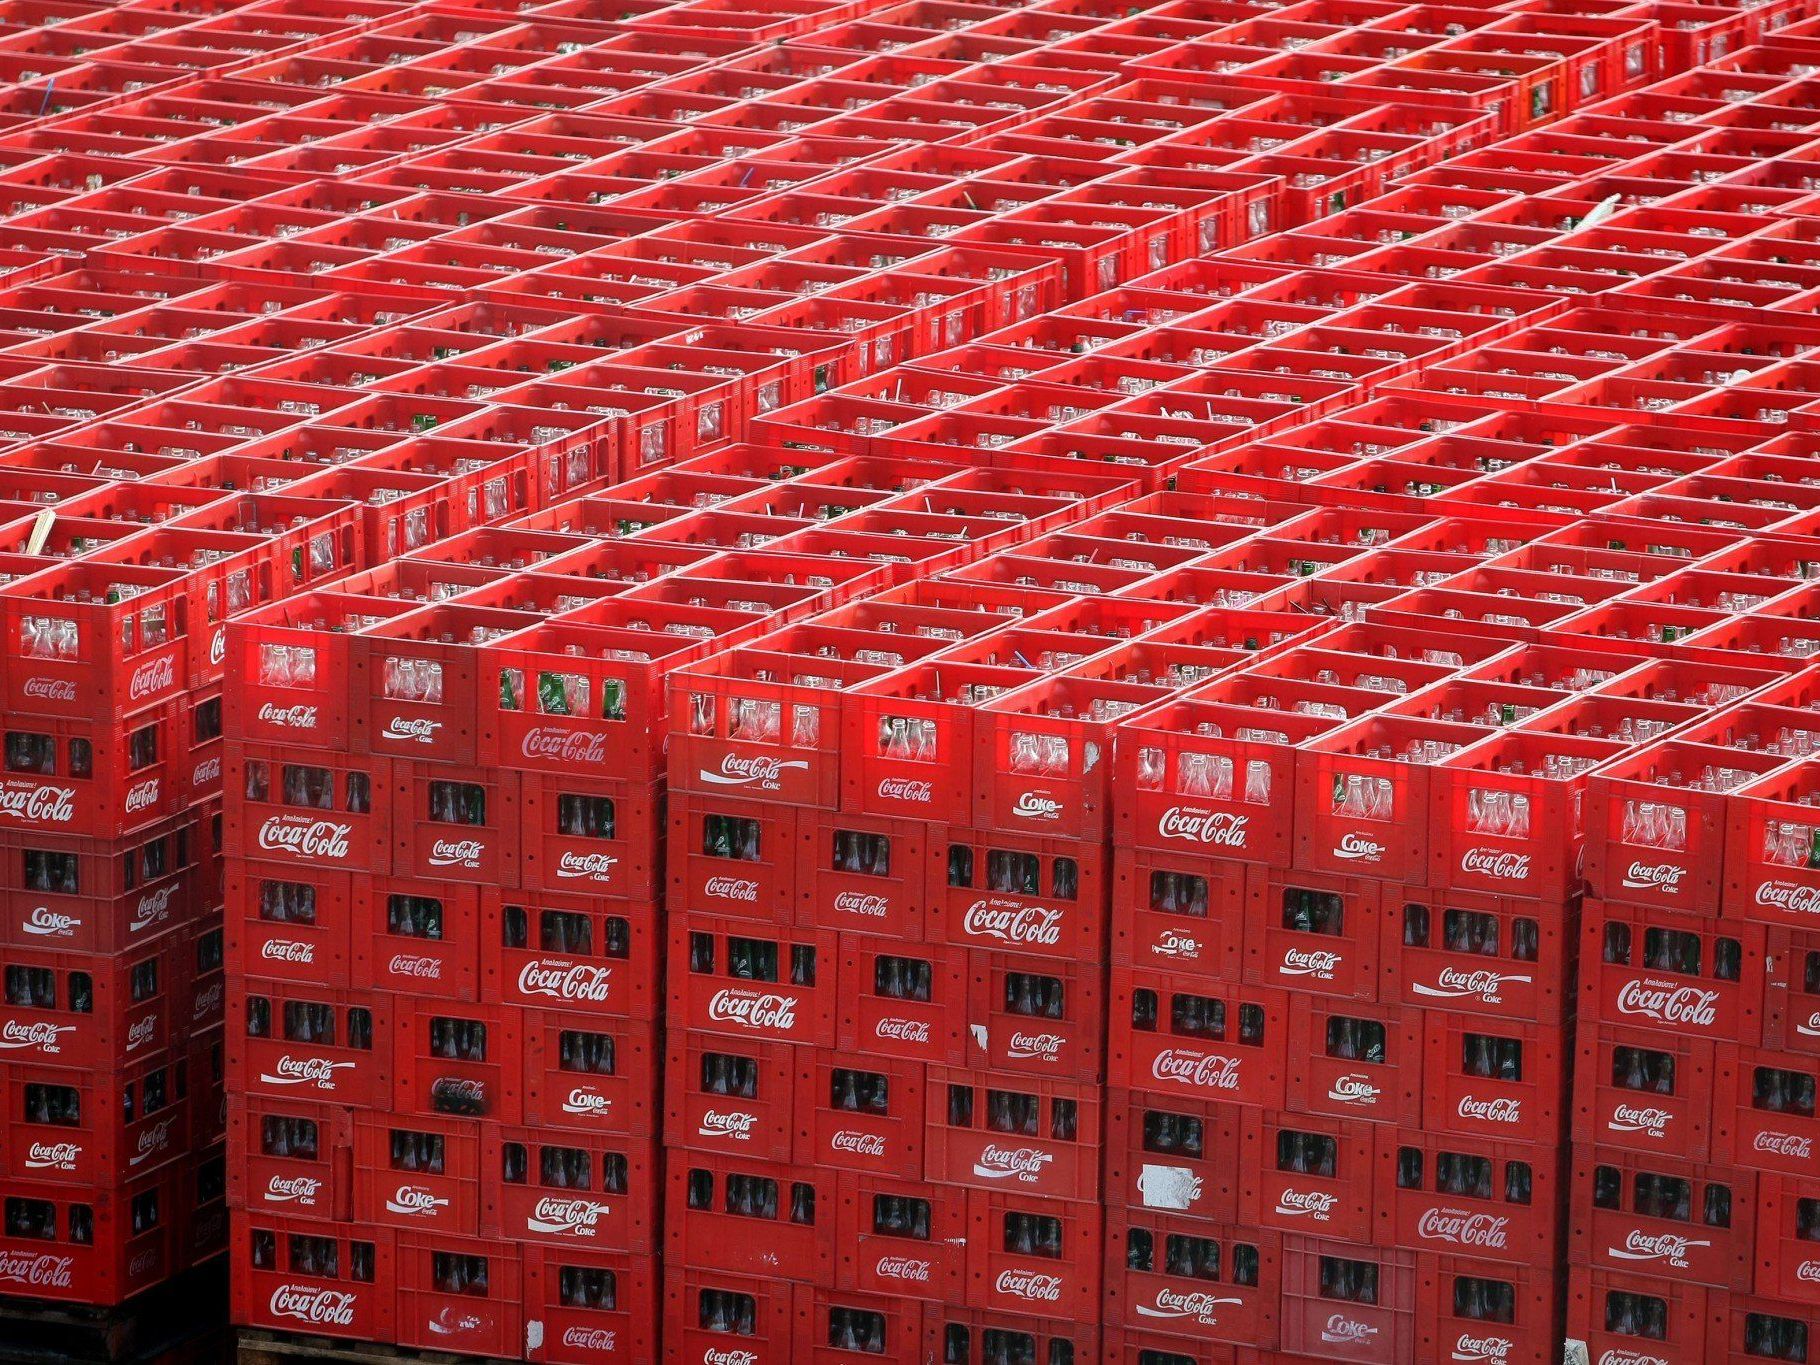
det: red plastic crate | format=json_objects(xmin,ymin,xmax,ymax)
[
  {"xmin": 521, "ymin": 1244, "xmax": 659, "ymax": 1365},
  {"xmin": 1238, "ymin": 1107, "xmax": 1378, "ymax": 1245},
  {"xmin": 666, "ymin": 1151, "xmax": 835, "ymax": 1282},
  {"xmin": 227, "ymin": 1095, "xmax": 352, "ymax": 1224},
  {"xmin": 1568, "ymin": 1268, "xmax": 1712, "ymax": 1365},
  {"xmin": 930, "ymin": 827, "xmax": 1107, "ymax": 964},
  {"xmin": 924, "ymin": 1066, "xmax": 1101, "ymax": 1201},
  {"xmin": 388, "ymin": 758, "xmax": 519, "ymax": 889},
  {"xmin": 1571, "ymin": 1146, "xmax": 1755, "ymax": 1292},
  {"xmin": 835, "ymin": 935, "xmax": 968, "ymax": 1068},
  {"xmin": 231, "ymin": 1216, "xmax": 396, "ymax": 1344},
  {"xmin": 1573, "ymin": 1023, "xmax": 1717, "ymax": 1164},
  {"xmin": 1244, "ymin": 868, "xmax": 1385, "ymax": 1004},
  {"xmin": 1108, "ymin": 968, "xmax": 1288, "ymax": 1110},
  {"xmin": 1, "ymin": 1045, "xmax": 189, "ymax": 1187},
  {"xmin": 1282, "ymin": 995, "xmax": 1424, "ymax": 1129},
  {"xmin": 519, "ymin": 1008, "xmax": 658, "ymax": 1139},
  {"xmin": 1383, "ymin": 885, "xmax": 1571, "ymax": 1026},
  {"xmin": 668, "ymin": 910, "xmax": 835, "ymax": 1048},
  {"xmin": 1277, "ymin": 1233, "xmax": 1417, "ymax": 1363},
  {"xmin": 1103, "ymin": 1088, "xmax": 1244, "ymax": 1225},
  {"xmin": 798, "ymin": 807, "xmax": 931, "ymax": 941},
  {"xmin": 667, "ymin": 792, "xmax": 802, "ymax": 925},
  {"xmin": 1110, "ymin": 846, "xmax": 1248, "ymax": 980},
  {"xmin": 1580, "ymin": 900, "xmax": 1765, "ymax": 1046},
  {"xmin": 0, "ymin": 930, "xmax": 183, "ymax": 1069},
  {"xmin": 481, "ymin": 889, "xmax": 660, "ymax": 1021},
  {"xmin": 389, "ymin": 997, "xmax": 526, "ymax": 1128},
  {"xmin": 392, "ymin": 1231, "xmax": 521, "ymax": 1359},
  {"xmin": 223, "ymin": 741, "xmax": 390, "ymax": 875}
]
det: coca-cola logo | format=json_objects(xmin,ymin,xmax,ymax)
[
  {"xmin": 1012, "ymin": 791, "xmax": 1063, "ymax": 820},
  {"xmin": 1607, "ymin": 1104, "xmax": 1671, "ymax": 1138},
  {"xmin": 1622, "ymin": 861, "xmax": 1686, "ymax": 892},
  {"xmin": 387, "ymin": 955, "xmax": 443, "ymax": 980},
  {"xmin": 704, "ymin": 876, "xmax": 759, "ymax": 902},
  {"xmin": 995, "ymin": 1269, "xmax": 1062, "ymax": 1302},
  {"xmin": 210, "ymin": 628, "xmax": 226, "ymax": 667},
  {"xmin": 256, "ymin": 702, "xmax": 319, "ymax": 729},
  {"xmin": 963, "ymin": 900, "xmax": 1064, "ymax": 947},
  {"xmin": 521, "ymin": 728, "xmax": 608, "ymax": 765},
  {"xmin": 1452, "ymin": 1334, "xmax": 1514, "ymax": 1363},
  {"xmin": 191, "ymin": 756, "xmax": 221, "ymax": 788},
  {"xmin": 1596, "ymin": 1352, "xmax": 1667, "ymax": 1365},
  {"xmin": 129, "ymin": 1117, "xmax": 175, "ymax": 1167},
  {"xmin": 875, "ymin": 1017, "xmax": 929, "ymax": 1044},
  {"xmin": 1275, "ymin": 1189, "xmax": 1338, "ymax": 1219},
  {"xmin": 126, "ymin": 1015, "xmax": 157, "ymax": 1052},
  {"xmin": 1328, "ymin": 1073, "xmax": 1382, "ymax": 1107},
  {"xmin": 385, "ymin": 1186, "xmax": 448, "ymax": 1217},
  {"xmin": 1334, "ymin": 831, "xmax": 1385, "ymax": 862},
  {"xmin": 269, "ymin": 1285, "xmax": 357, "ymax": 1326},
  {"xmin": 264, "ymin": 1176, "xmax": 323, "ymax": 1205},
  {"xmin": 1460, "ymin": 848, "xmax": 1531, "ymax": 880},
  {"xmin": 561, "ymin": 1328, "xmax": 617, "ymax": 1352},
  {"xmin": 877, "ymin": 776, "xmax": 932, "ymax": 802},
  {"xmin": 24, "ymin": 1141, "xmax": 79, "ymax": 1171},
  {"xmin": 1615, "ymin": 979, "xmax": 1719, "ymax": 1028},
  {"xmin": 700, "ymin": 754, "xmax": 808, "ymax": 790},
  {"xmin": 1756, "ymin": 881, "xmax": 1820, "ymax": 916},
  {"xmin": 527, "ymin": 1197, "xmax": 607, "ymax": 1236},
  {"xmin": 1281, "ymin": 948, "xmax": 1341, "ymax": 979},
  {"xmin": 517, "ymin": 962, "xmax": 612, "ymax": 1003},
  {"xmin": 1322, "ymin": 1314, "xmax": 1378, "ymax": 1345},
  {"xmin": 556, "ymin": 852, "xmax": 619, "ymax": 883},
  {"xmin": 1413, "ymin": 968, "xmax": 1531, "ymax": 1005},
  {"xmin": 21, "ymin": 678, "xmax": 77, "ymax": 703},
  {"xmin": 1754, "ymin": 1130, "xmax": 1813, "ymax": 1159},
  {"xmin": 1798, "ymin": 1261, "xmax": 1820, "ymax": 1284},
  {"xmin": 257, "ymin": 816, "xmax": 352, "ymax": 861},
  {"xmin": 427, "ymin": 838, "xmax": 484, "ymax": 868},
  {"xmin": 697, "ymin": 1110, "xmax": 758, "ymax": 1139},
  {"xmin": 1158, "ymin": 806, "xmax": 1248, "ymax": 848},
  {"xmin": 1799, "ymin": 1011, "xmax": 1820, "ymax": 1039},
  {"xmin": 1608, "ymin": 1228, "xmax": 1709, "ymax": 1269},
  {"xmin": 0, "ymin": 1252, "xmax": 73, "ymax": 1289},
  {"xmin": 874, "ymin": 1255, "xmax": 929, "ymax": 1282},
  {"xmin": 1417, "ymin": 1208, "xmax": 1509, "ymax": 1249},
  {"xmin": 193, "ymin": 982, "xmax": 223, "ymax": 1023},
  {"xmin": 261, "ymin": 940, "xmax": 315, "ymax": 965},
  {"xmin": 259, "ymin": 1056, "xmax": 353, "ymax": 1090},
  {"xmin": 1457, "ymin": 1095, "xmax": 1522, "ymax": 1125},
  {"xmin": 832, "ymin": 891, "xmax": 889, "ymax": 918},
  {"xmin": 130, "ymin": 884, "xmax": 178, "ymax": 933},
  {"xmin": 830, "ymin": 1130, "xmax": 888, "ymax": 1156},
  {"xmin": 382, "ymin": 716, "xmax": 440, "ymax": 743},
  {"xmin": 0, "ymin": 784, "xmax": 75, "ymax": 823},
  {"xmin": 124, "ymin": 778, "xmax": 160, "ymax": 813},
  {"xmin": 0, "ymin": 1019, "xmax": 74, "ymax": 1053},
  {"xmin": 1007, "ymin": 1032, "xmax": 1064, "ymax": 1061},
  {"xmin": 129, "ymin": 654, "xmax": 176, "ymax": 700},
  {"xmin": 22, "ymin": 906, "xmax": 77, "ymax": 937},
  {"xmin": 1135, "ymin": 1289, "xmax": 1242, "ymax": 1325},
  {"xmin": 562, "ymin": 1088, "xmax": 612, "ymax": 1117},
  {"xmin": 707, "ymin": 988, "xmax": 797, "ymax": 1032},
  {"xmin": 972, "ymin": 1145, "xmax": 1054, "ymax": 1182},
  {"xmin": 1152, "ymin": 1049, "xmax": 1241, "ymax": 1091}
]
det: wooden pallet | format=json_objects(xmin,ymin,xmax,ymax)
[
  {"xmin": 0, "ymin": 1259, "xmax": 228, "ymax": 1365},
  {"xmin": 235, "ymin": 1331, "xmax": 520, "ymax": 1365}
]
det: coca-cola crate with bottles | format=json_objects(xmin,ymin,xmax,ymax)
[
  {"xmin": 926, "ymin": 1304, "xmax": 1099, "ymax": 1365},
  {"xmin": 1582, "ymin": 900, "xmax": 1764, "ymax": 1045},
  {"xmin": 800, "ymin": 1046, "xmax": 929, "ymax": 1178},
  {"xmin": 924, "ymin": 1067, "xmax": 1100, "ymax": 1202},
  {"xmin": 482, "ymin": 889, "xmax": 660, "ymax": 1020},
  {"xmin": 223, "ymin": 742, "xmax": 390, "ymax": 875},
  {"xmin": 1383, "ymin": 885, "xmax": 1569, "ymax": 1026},
  {"xmin": 227, "ymin": 978, "xmax": 390, "ymax": 1111},
  {"xmin": 669, "ymin": 793, "xmax": 803, "ymax": 926},
  {"xmin": 350, "ymin": 1110, "xmax": 484, "ymax": 1238},
  {"xmin": 520, "ymin": 772, "xmax": 663, "ymax": 901},
  {"xmin": 1103, "ymin": 1089, "xmax": 1245, "ymax": 1226},
  {"xmin": 662, "ymin": 1264, "xmax": 799, "ymax": 1365},
  {"xmin": 1238, "ymin": 1108, "xmax": 1379, "ymax": 1244},
  {"xmin": 1377, "ymin": 1127, "xmax": 1561, "ymax": 1267},
  {"xmin": 1245, "ymin": 868, "xmax": 1387, "ymax": 1004},
  {"xmin": 929, "ymin": 826, "xmax": 1107, "ymax": 965},
  {"xmin": 520, "ymin": 1008, "xmax": 658, "ymax": 1139},
  {"xmin": 521, "ymin": 1243, "xmax": 659, "ymax": 1365},
  {"xmin": 393, "ymin": 1231, "xmax": 522, "ymax": 1359},
  {"xmin": 1712, "ymin": 1044, "xmax": 1820, "ymax": 1178},
  {"xmin": 227, "ymin": 1096, "xmax": 352, "ymax": 1226},
  {"xmin": 666, "ymin": 1152, "xmax": 834, "ymax": 1281},
  {"xmin": 1415, "ymin": 1253, "xmax": 1561, "ymax": 1365},
  {"xmin": 1108, "ymin": 968, "xmax": 1289, "ymax": 1111},
  {"xmin": 0, "ymin": 932, "xmax": 182, "ymax": 1072},
  {"xmin": 0, "ymin": 698, "xmax": 186, "ymax": 839},
  {"xmin": 2, "ymin": 1046, "xmax": 190, "ymax": 1187},
  {"xmin": 389, "ymin": 997, "xmax": 525, "ymax": 1128},
  {"xmin": 6, "ymin": 815, "xmax": 198, "ymax": 957},
  {"xmin": 232, "ymin": 1216, "xmax": 395, "ymax": 1344},
  {"xmin": 0, "ymin": 1166, "xmax": 188, "ymax": 1307},
  {"xmin": 1278, "ymin": 1234, "xmax": 1418, "ymax": 1364},
  {"xmin": 669, "ymin": 911, "xmax": 835, "ymax": 1049},
  {"xmin": 1111, "ymin": 845, "xmax": 1247, "ymax": 980},
  {"xmin": 1574, "ymin": 1022, "xmax": 1717, "ymax": 1163},
  {"xmin": 1568, "ymin": 1268, "xmax": 1713, "ymax": 1365},
  {"xmin": 1281, "ymin": 995, "xmax": 1424, "ymax": 1129},
  {"xmin": 353, "ymin": 875, "xmax": 485, "ymax": 1002},
  {"xmin": 484, "ymin": 1127, "xmax": 658, "ymax": 1254},
  {"xmin": 967, "ymin": 946, "xmax": 1106, "ymax": 1082},
  {"xmin": 388, "ymin": 759, "xmax": 518, "ymax": 889},
  {"xmin": 836, "ymin": 936, "xmax": 969, "ymax": 1068},
  {"xmin": 1419, "ymin": 1012, "xmax": 1567, "ymax": 1144},
  {"xmin": 1104, "ymin": 1211, "xmax": 1279, "ymax": 1349},
  {"xmin": 1571, "ymin": 1146, "xmax": 1755, "ymax": 1292}
]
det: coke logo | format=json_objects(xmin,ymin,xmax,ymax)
[
  {"xmin": 877, "ymin": 777, "xmax": 932, "ymax": 803},
  {"xmin": 1275, "ymin": 1189, "xmax": 1338, "ymax": 1219},
  {"xmin": 269, "ymin": 1286, "xmax": 357, "ymax": 1326},
  {"xmin": 264, "ymin": 1176, "xmax": 322, "ymax": 1205},
  {"xmin": 1136, "ymin": 1289, "xmax": 1241, "ymax": 1325},
  {"xmin": 1607, "ymin": 1104, "xmax": 1671, "ymax": 1138},
  {"xmin": 1596, "ymin": 1353, "xmax": 1667, "ymax": 1365},
  {"xmin": 830, "ymin": 1130, "xmax": 888, "ymax": 1155},
  {"xmin": 382, "ymin": 716, "xmax": 440, "ymax": 743},
  {"xmin": 1281, "ymin": 948, "xmax": 1341, "ymax": 979},
  {"xmin": 701, "ymin": 754, "xmax": 808, "ymax": 790},
  {"xmin": 1797, "ymin": 1261, "xmax": 1820, "ymax": 1284},
  {"xmin": 0, "ymin": 1253, "xmax": 73, "ymax": 1289},
  {"xmin": 832, "ymin": 891, "xmax": 889, "ymax": 918},
  {"xmin": 995, "ymin": 1269, "xmax": 1062, "ymax": 1302},
  {"xmin": 1334, "ymin": 831, "xmax": 1385, "ymax": 862},
  {"xmin": 963, "ymin": 900, "xmax": 1063, "ymax": 947},
  {"xmin": 1452, "ymin": 1335, "xmax": 1514, "ymax": 1363},
  {"xmin": 256, "ymin": 702, "xmax": 319, "ymax": 729},
  {"xmin": 0, "ymin": 784, "xmax": 75, "ymax": 824},
  {"xmin": 1457, "ymin": 1095, "xmax": 1522, "ymax": 1124},
  {"xmin": 563, "ymin": 1089, "xmax": 611, "ymax": 1117},
  {"xmin": 262, "ymin": 1055, "xmax": 353, "ymax": 1090},
  {"xmin": 874, "ymin": 1256, "xmax": 929, "ymax": 1282},
  {"xmin": 130, "ymin": 1118, "xmax": 174, "ymax": 1167},
  {"xmin": 1622, "ymin": 861, "xmax": 1686, "ymax": 892},
  {"xmin": 521, "ymin": 728, "xmax": 608, "ymax": 765},
  {"xmin": 704, "ymin": 876, "xmax": 759, "ymax": 903},
  {"xmin": 387, "ymin": 955, "xmax": 442, "ymax": 980},
  {"xmin": 527, "ymin": 1198, "xmax": 607, "ymax": 1236},
  {"xmin": 1756, "ymin": 881, "xmax": 1820, "ymax": 916},
  {"xmin": 385, "ymin": 1186, "xmax": 448, "ymax": 1216},
  {"xmin": 427, "ymin": 839, "xmax": 483, "ymax": 868},
  {"xmin": 24, "ymin": 1142, "xmax": 78, "ymax": 1170},
  {"xmin": 1414, "ymin": 968, "xmax": 1531, "ymax": 1005},
  {"xmin": 1798, "ymin": 1011, "xmax": 1820, "ymax": 1039},
  {"xmin": 1152, "ymin": 929, "xmax": 1201, "ymax": 960},
  {"xmin": 257, "ymin": 817, "xmax": 352, "ymax": 861},
  {"xmin": 1152, "ymin": 1049, "xmax": 1241, "ymax": 1091},
  {"xmin": 1007, "ymin": 1032, "xmax": 1064, "ymax": 1061},
  {"xmin": 703, "ymin": 1349, "xmax": 758, "ymax": 1365},
  {"xmin": 130, "ymin": 884, "xmax": 178, "ymax": 933},
  {"xmin": 972, "ymin": 1145, "xmax": 1054, "ymax": 1181},
  {"xmin": 1328, "ymin": 1074, "xmax": 1382, "ymax": 1106},
  {"xmin": 561, "ymin": 1329, "xmax": 618, "ymax": 1352},
  {"xmin": 21, "ymin": 678, "xmax": 77, "ymax": 703},
  {"xmin": 22, "ymin": 906, "xmax": 77, "ymax": 937},
  {"xmin": 707, "ymin": 989, "xmax": 797, "ymax": 1032},
  {"xmin": 1416, "ymin": 1208, "xmax": 1509, "ymax": 1249},
  {"xmin": 261, "ymin": 940, "xmax": 315, "ymax": 965},
  {"xmin": 875, "ymin": 1017, "xmax": 930, "ymax": 1044},
  {"xmin": 123, "ymin": 778, "xmax": 160, "ymax": 814},
  {"xmin": 517, "ymin": 962, "xmax": 612, "ymax": 1003},
  {"xmin": 427, "ymin": 1309, "xmax": 485, "ymax": 1339},
  {"xmin": 1322, "ymin": 1315, "xmax": 1378, "ymax": 1345},
  {"xmin": 697, "ymin": 1111, "xmax": 758, "ymax": 1139},
  {"xmin": 193, "ymin": 982, "xmax": 223, "ymax": 1022},
  {"xmin": 1609, "ymin": 1229, "xmax": 1709, "ymax": 1269},
  {"xmin": 1754, "ymin": 1130, "xmax": 1813, "ymax": 1159},
  {"xmin": 556, "ymin": 852, "xmax": 619, "ymax": 882},
  {"xmin": 126, "ymin": 1015, "xmax": 157, "ymax": 1052},
  {"xmin": 0, "ymin": 1020, "xmax": 73, "ymax": 1053},
  {"xmin": 210, "ymin": 628, "xmax": 226, "ymax": 667},
  {"xmin": 128, "ymin": 654, "xmax": 176, "ymax": 700},
  {"xmin": 1157, "ymin": 806, "xmax": 1248, "ymax": 848},
  {"xmin": 1615, "ymin": 979, "xmax": 1719, "ymax": 1028},
  {"xmin": 1012, "ymin": 791, "xmax": 1063, "ymax": 820},
  {"xmin": 1460, "ymin": 848, "xmax": 1531, "ymax": 880},
  {"xmin": 192, "ymin": 756, "xmax": 221, "ymax": 788}
]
